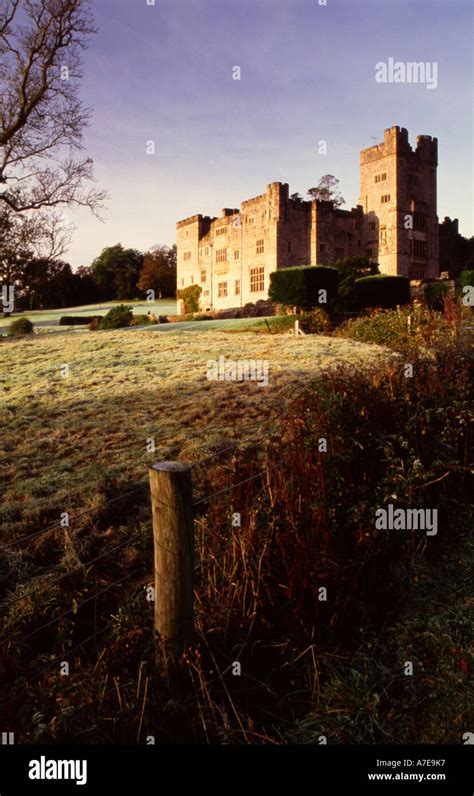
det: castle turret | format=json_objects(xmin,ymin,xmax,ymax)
[{"xmin": 359, "ymin": 125, "xmax": 439, "ymax": 278}]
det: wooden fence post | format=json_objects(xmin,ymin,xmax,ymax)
[{"xmin": 149, "ymin": 462, "xmax": 194, "ymax": 662}]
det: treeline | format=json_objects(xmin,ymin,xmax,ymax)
[{"xmin": 3, "ymin": 243, "xmax": 177, "ymax": 311}]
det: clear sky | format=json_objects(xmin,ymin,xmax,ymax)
[{"xmin": 65, "ymin": 0, "xmax": 474, "ymax": 268}]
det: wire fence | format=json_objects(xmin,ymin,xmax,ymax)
[{"xmin": 1, "ymin": 374, "xmax": 327, "ymax": 686}]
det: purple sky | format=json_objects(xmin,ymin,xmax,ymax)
[{"xmin": 66, "ymin": 0, "xmax": 473, "ymax": 268}]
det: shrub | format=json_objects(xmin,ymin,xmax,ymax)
[
  {"xmin": 299, "ymin": 308, "xmax": 332, "ymax": 334},
  {"xmin": 59, "ymin": 315, "xmax": 102, "ymax": 326},
  {"xmin": 158, "ymin": 315, "xmax": 169, "ymax": 324},
  {"xmin": 269, "ymin": 265, "xmax": 338, "ymax": 310},
  {"xmin": 424, "ymin": 282, "xmax": 450, "ymax": 311},
  {"xmin": 177, "ymin": 285, "xmax": 202, "ymax": 314},
  {"xmin": 352, "ymin": 274, "xmax": 410, "ymax": 310},
  {"xmin": 333, "ymin": 256, "xmax": 379, "ymax": 310},
  {"xmin": 7, "ymin": 317, "xmax": 34, "ymax": 337},
  {"xmin": 98, "ymin": 304, "xmax": 133, "ymax": 330}
]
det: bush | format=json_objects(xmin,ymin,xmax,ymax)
[
  {"xmin": 59, "ymin": 315, "xmax": 102, "ymax": 326},
  {"xmin": 177, "ymin": 285, "xmax": 202, "ymax": 314},
  {"xmin": 424, "ymin": 282, "xmax": 450, "ymax": 311},
  {"xmin": 98, "ymin": 304, "xmax": 133, "ymax": 330},
  {"xmin": 333, "ymin": 256, "xmax": 379, "ymax": 310},
  {"xmin": 7, "ymin": 317, "xmax": 34, "ymax": 337},
  {"xmin": 269, "ymin": 265, "xmax": 338, "ymax": 310},
  {"xmin": 158, "ymin": 315, "xmax": 169, "ymax": 324},
  {"xmin": 352, "ymin": 275, "xmax": 410, "ymax": 310},
  {"xmin": 299, "ymin": 308, "xmax": 332, "ymax": 334}
]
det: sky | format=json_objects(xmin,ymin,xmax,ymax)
[{"xmin": 65, "ymin": 0, "xmax": 474, "ymax": 269}]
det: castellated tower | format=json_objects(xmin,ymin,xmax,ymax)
[{"xmin": 359, "ymin": 125, "xmax": 439, "ymax": 279}]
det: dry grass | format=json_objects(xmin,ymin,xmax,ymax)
[{"xmin": 0, "ymin": 328, "xmax": 394, "ymax": 528}]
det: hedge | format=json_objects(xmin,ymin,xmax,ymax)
[
  {"xmin": 59, "ymin": 315, "xmax": 103, "ymax": 326},
  {"xmin": 269, "ymin": 266, "xmax": 338, "ymax": 310},
  {"xmin": 352, "ymin": 275, "xmax": 410, "ymax": 310},
  {"xmin": 424, "ymin": 282, "xmax": 450, "ymax": 311}
]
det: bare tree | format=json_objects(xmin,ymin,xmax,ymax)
[
  {"xmin": 0, "ymin": 0, "xmax": 106, "ymax": 214},
  {"xmin": 0, "ymin": 205, "xmax": 72, "ymax": 282}
]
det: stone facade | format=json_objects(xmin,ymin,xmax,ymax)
[
  {"xmin": 177, "ymin": 126, "xmax": 441, "ymax": 310},
  {"xmin": 359, "ymin": 126, "xmax": 438, "ymax": 279}
]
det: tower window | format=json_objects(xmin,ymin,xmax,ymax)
[
  {"xmin": 412, "ymin": 240, "xmax": 427, "ymax": 258},
  {"xmin": 183, "ymin": 251, "xmax": 192, "ymax": 261},
  {"xmin": 256, "ymin": 239, "xmax": 265, "ymax": 254},
  {"xmin": 200, "ymin": 270, "xmax": 207, "ymax": 283},
  {"xmin": 235, "ymin": 280, "xmax": 241, "ymax": 295},
  {"xmin": 216, "ymin": 248, "xmax": 227, "ymax": 263},
  {"xmin": 234, "ymin": 249, "xmax": 240, "ymax": 260},
  {"xmin": 381, "ymin": 195, "xmax": 391, "ymax": 204},
  {"xmin": 217, "ymin": 282, "xmax": 228, "ymax": 297}
]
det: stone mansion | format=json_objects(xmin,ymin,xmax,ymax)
[{"xmin": 176, "ymin": 125, "xmax": 440, "ymax": 310}]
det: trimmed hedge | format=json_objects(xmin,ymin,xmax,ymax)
[
  {"xmin": 269, "ymin": 265, "xmax": 338, "ymax": 310},
  {"xmin": 352, "ymin": 275, "xmax": 410, "ymax": 310},
  {"xmin": 59, "ymin": 315, "xmax": 103, "ymax": 326}
]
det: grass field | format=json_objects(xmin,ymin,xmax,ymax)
[
  {"xmin": 0, "ymin": 299, "xmax": 177, "ymax": 333},
  {"xmin": 1, "ymin": 327, "xmax": 394, "ymax": 526},
  {"xmin": 0, "ymin": 304, "xmax": 471, "ymax": 744}
]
